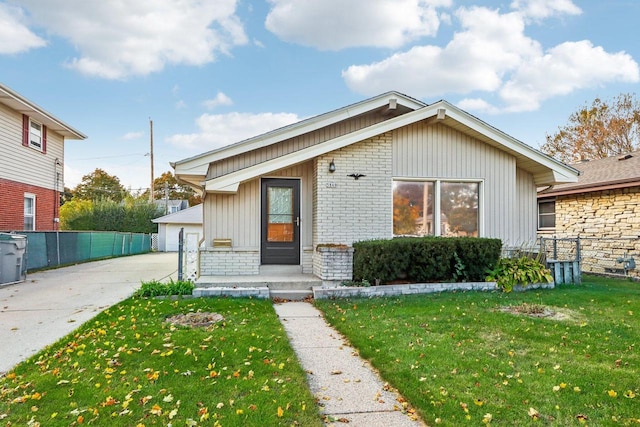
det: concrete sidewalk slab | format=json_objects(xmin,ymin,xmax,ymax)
[
  {"xmin": 0, "ymin": 252, "xmax": 178, "ymax": 374},
  {"xmin": 274, "ymin": 301, "xmax": 424, "ymax": 427}
]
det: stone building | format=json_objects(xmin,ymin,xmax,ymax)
[{"xmin": 538, "ymin": 151, "xmax": 640, "ymax": 277}]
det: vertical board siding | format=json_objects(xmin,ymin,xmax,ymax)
[
  {"xmin": 208, "ymin": 112, "xmax": 391, "ymax": 179},
  {"xmin": 515, "ymin": 167, "xmax": 537, "ymax": 245},
  {"xmin": 392, "ymin": 122, "xmax": 521, "ymax": 244},
  {"xmin": 0, "ymin": 103, "xmax": 64, "ymax": 190},
  {"xmin": 204, "ymin": 161, "xmax": 313, "ymax": 249}
]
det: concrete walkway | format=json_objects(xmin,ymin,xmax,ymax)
[
  {"xmin": 0, "ymin": 252, "xmax": 178, "ymax": 374},
  {"xmin": 274, "ymin": 302, "xmax": 425, "ymax": 427}
]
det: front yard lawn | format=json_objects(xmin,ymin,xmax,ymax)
[
  {"xmin": 0, "ymin": 298, "xmax": 321, "ymax": 426},
  {"xmin": 315, "ymin": 275, "xmax": 640, "ymax": 425}
]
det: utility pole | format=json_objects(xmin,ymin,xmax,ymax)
[{"xmin": 149, "ymin": 118, "xmax": 154, "ymax": 203}]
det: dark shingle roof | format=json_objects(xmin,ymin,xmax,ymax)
[{"xmin": 539, "ymin": 151, "xmax": 640, "ymax": 196}]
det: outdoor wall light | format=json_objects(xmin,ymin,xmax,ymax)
[{"xmin": 329, "ymin": 159, "xmax": 336, "ymax": 173}]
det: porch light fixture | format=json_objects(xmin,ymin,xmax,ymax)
[{"xmin": 329, "ymin": 159, "xmax": 336, "ymax": 173}]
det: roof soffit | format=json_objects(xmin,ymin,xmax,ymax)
[{"xmin": 203, "ymin": 100, "xmax": 579, "ymax": 193}]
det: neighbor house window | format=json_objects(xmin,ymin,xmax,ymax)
[
  {"xmin": 538, "ymin": 199, "xmax": 556, "ymax": 230},
  {"xmin": 24, "ymin": 194, "xmax": 35, "ymax": 231},
  {"xmin": 393, "ymin": 180, "xmax": 479, "ymax": 237},
  {"xmin": 29, "ymin": 120, "xmax": 42, "ymax": 149},
  {"xmin": 22, "ymin": 115, "xmax": 47, "ymax": 153}
]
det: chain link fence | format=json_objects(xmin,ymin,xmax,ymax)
[{"xmin": 539, "ymin": 236, "xmax": 640, "ymax": 281}]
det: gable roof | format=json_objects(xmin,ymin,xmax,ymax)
[
  {"xmin": 173, "ymin": 92, "xmax": 579, "ymax": 194},
  {"xmin": 172, "ymin": 91, "xmax": 425, "ymax": 187},
  {"xmin": 152, "ymin": 205, "xmax": 202, "ymax": 224},
  {"xmin": 539, "ymin": 151, "xmax": 640, "ymax": 197},
  {"xmin": 0, "ymin": 83, "xmax": 86, "ymax": 140}
]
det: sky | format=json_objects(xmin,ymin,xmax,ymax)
[{"xmin": 1, "ymin": 0, "xmax": 639, "ymax": 192}]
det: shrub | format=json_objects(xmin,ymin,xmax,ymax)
[
  {"xmin": 353, "ymin": 237, "xmax": 502, "ymax": 284},
  {"xmin": 133, "ymin": 279, "xmax": 194, "ymax": 297},
  {"xmin": 485, "ymin": 257, "xmax": 553, "ymax": 292}
]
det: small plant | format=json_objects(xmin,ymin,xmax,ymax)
[
  {"xmin": 485, "ymin": 257, "xmax": 553, "ymax": 292},
  {"xmin": 452, "ymin": 251, "xmax": 469, "ymax": 282},
  {"xmin": 134, "ymin": 278, "xmax": 194, "ymax": 297},
  {"xmin": 340, "ymin": 279, "xmax": 371, "ymax": 287}
]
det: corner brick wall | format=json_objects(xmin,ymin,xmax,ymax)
[
  {"xmin": 312, "ymin": 134, "xmax": 393, "ymax": 280},
  {"xmin": 313, "ymin": 246, "xmax": 354, "ymax": 283},
  {"xmin": 0, "ymin": 177, "xmax": 59, "ymax": 231}
]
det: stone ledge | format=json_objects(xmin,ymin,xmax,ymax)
[
  {"xmin": 313, "ymin": 281, "xmax": 555, "ymax": 299},
  {"xmin": 193, "ymin": 287, "xmax": 270, "ymax": 299}
]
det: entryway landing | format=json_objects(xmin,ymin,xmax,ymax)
[{"xmin": 193, "ymin": 265, "xmax": 322, "ymax": 300}]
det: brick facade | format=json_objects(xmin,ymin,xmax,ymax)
[
  {"xmin": 199, "ymin": 248, "xmax": 260, "ymax": 275},
  {"xmin": 0, "ymin": 177, "xmax": 59, "ymax": 231}
]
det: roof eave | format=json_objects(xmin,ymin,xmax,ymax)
[{"xmin": 0, "ymin": 83, "xmax": 87, "ymax": 140}]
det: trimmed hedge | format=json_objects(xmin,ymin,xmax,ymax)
[{"xmin": 353, "ymin": 237, "xmax": 502, "ymax": 284}]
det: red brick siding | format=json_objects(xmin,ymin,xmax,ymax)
[{"xmin": 0, "ymin": 177, "xmax": 59, "ymax": 231}]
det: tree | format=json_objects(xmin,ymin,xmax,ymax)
[
  {"xmin": 139, "ymin": 171, "xmax": 202, "ymax": 206},
  {"xmin": 73, "ymin": 168, "xmax": 128, "ymax": 202},
  {"xmin": 542, "ymin": 93, "xmax": 640, "ymax": 163}
]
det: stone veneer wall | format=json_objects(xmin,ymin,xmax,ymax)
[
  {"xmin": 555, "ymin": 186, "xmax": 640, "ymax": 237},
  {"xmin": 312, "ymin": 134, "xmax": 393, "ymax": 280},
  {"xmin": 552, "ymin": 186, "xmax": 640, "ymax": 278}
]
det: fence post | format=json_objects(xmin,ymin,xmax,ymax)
[
  {"xmin": 178, "ymin": 228, "xmax": 184, "ymax": 281},
  {"xmin": 56, "ymin": 231, "xmax": 61, "ymax": 267},
  {"xmin": 553, "ymin": 237, "xmax": 557, "ymax": 260}
]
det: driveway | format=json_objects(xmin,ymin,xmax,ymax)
[{"xmin": 0, "ymin": 252, "xmax": 178, "ymax": 374}]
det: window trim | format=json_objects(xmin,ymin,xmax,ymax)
[
  {"xmin": 24, "ymin": 193, "xmax": 36, "ymax": 231},
  {"xmin": 537, "ymin": 198, "xmax": 556, "ymax": 231},
  {"xmin": 392, "ymin": 177, "xmax": 484, "ymax": 238},
  {"xmin": 22, "ymin": 114, "xmax": 47, "ymax": 153}
]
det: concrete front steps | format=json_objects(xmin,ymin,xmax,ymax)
[{"xmin": 193, "ymin": 265, "xmax": 322, "ymax": 301}]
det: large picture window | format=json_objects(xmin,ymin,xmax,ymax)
[{"xmin": 393, "ymin": 180, "xmax": 479, "ymax": 237}]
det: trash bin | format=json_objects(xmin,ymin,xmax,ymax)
[{"xmin": 0, "ymin": 233, "xmax": 27, "ymax": 285}]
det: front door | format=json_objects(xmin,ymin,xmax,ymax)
[{"xmin": 261, "ymin": 178, "xmax": 300, "ymax": 265}]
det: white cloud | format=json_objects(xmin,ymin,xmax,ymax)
[
  {"xmin": 122, "ymin": 131, "xmax": 143, "ymax": 140},
  {"xmin": 343, "ymin": 5, "xmax": 639, "ymax": 113},
  {"xmin": 0, "ymin": 3, "xmax": 46, "ymax": 54},
  {"xmin": 510, "ymin": 0, "xmax": 581, "ymax": 21},
  {"xmin": 167, "ymin": 111, "xmax": 301, "ymax": 152},
  {"xmin": 13, "ymin": 0, "xmax": 248, "ymax": 79},
  {"xmin": 265, "ymin": 0, "xmax": 451, "ymax": 50},
  {"xmin": 203, "ymin": 92, "xmax": 233, "ymax": 109}
]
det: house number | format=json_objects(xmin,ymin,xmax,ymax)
[{"xmin": 326, "ymin": 182, "xmax": 337, "ymax": 188}]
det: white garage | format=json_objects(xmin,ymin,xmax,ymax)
[{"xmin": 152, "ymin": 205, "xmax": 203, "ymax": 252}]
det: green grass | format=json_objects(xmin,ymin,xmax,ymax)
[
  {"xmin": 0, "ymin": 298, "xmax": 322, "ymax": 426},
  {"xmin": 315, "ymin": 275, "xmax": 640, "ymax": 426}
]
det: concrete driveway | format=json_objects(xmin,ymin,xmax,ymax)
[{"xmin": 0, "ymin": 252, "xmax": 178, "ymax": 374}]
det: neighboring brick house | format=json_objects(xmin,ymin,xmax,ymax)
[
  {"xmin": 537, "ymin": 151, "xmax": 640, "ymax": 277},
  {"xmin": 537, "ymin": 151, "xmax": 640, "ymax": 238},
  {"xmin": 173, "ymin": 92, "xmax": 578, "ymax": 281},
  {"xmin": 0, "ymin": 83, "xmax": 86, "ymax": 231}
]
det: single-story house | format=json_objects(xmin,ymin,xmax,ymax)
[
  {"xmin": 0, "ymin": 83, "xmax": 86, "ymax": 231},
  {"xmin": 538, "ymin": 151, "xmax": 640, "ymax": 277},
  {"xmin": 152, "ymin": 205, "xmax": 203, "ymax": 252},
  {"xmin": 173, "ymin": 91, "xmax": 578, "ymax": 281}
]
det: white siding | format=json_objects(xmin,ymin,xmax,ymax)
[
  {"xmin": 203, "ymin": 161, "xmax": 313, "ymax": 252},
  {"xmin": 0, "ymin": 103, "xmax": 64, "ymax": 190},
  {"xmin": 392, "ymin": 122, "xmax": 523, "ymax": 245},
  {"xmin": 515, "ymin": 167, "xmax": 538, "ymax": 245}
]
